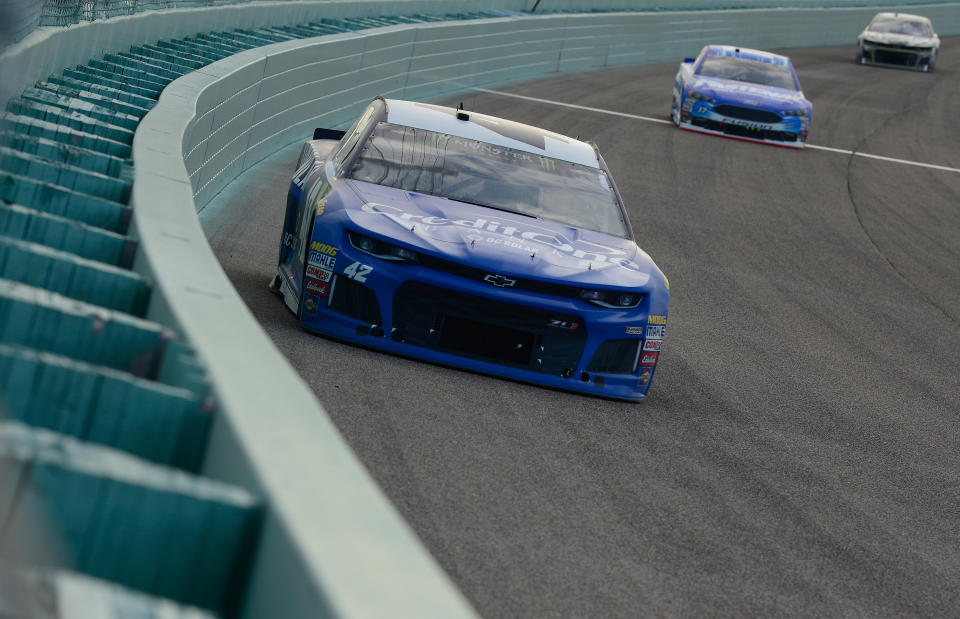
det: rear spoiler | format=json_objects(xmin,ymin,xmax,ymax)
[{"xmin": 313, "ymin": 128, "xmax": 346, "ymax": 141}]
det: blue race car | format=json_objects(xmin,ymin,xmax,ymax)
[
  {"xmin": 271, "ymin": 98, "xmax": 670, "ymax": 401},
  {"xmin": 670, "ymin": 45, "xmax": 812, "ymax": 148}
]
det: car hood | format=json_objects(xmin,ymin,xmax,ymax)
[
  {"xmin": 860, "ymin": 30, "xmax": 937, "ymax": 47},
  {"xmin": 689, "ymin": 75, "xmax": 808, "ymax": 108},
  {"xmin": 341, "ymin": 180, "xmax": 659, "ymax": 289}
]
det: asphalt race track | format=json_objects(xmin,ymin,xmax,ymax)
[{"xmin": 201, "ymin": 40, "xmax": 960, "ymax": 617}]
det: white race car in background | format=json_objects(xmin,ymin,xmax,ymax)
[{"xmin": 857, "ymin": 12, "xmax": 940, "ymax": 72}]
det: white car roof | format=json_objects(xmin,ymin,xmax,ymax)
[
  {"xmin": 383, "ymin": 99, "xmax": 601, "ymax": 169},
  {"xmin": 872, "ymin": 12, "xmax": 932, "ymax": 25},
  {"xmin": 705, "ymin": 45, "xmax": 790, "ymax": 65}
]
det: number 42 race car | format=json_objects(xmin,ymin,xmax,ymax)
[{"xmin": 271, "ymin": 97, "xmax": 670, "ymax": 401}]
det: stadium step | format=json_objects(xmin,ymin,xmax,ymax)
[
  {"xmin": 33, "ymin": 79, "xmax": 152, "ymax": 119},
  {"xmin": 129, "ymin": 44, "xmax": 208, "ymax": 72},
  {"xmin": 6, "ymin": 98, "xmax": 135, "ymax": 145},
  {"xmin": 0, "ymin": 111, "xmax": 132, "ymax": 159},
  {"xmin": 19, "ymin": 87, "xmax": 141, "ymax": 131},
  {"xmin": 0, "ymin": 279, "xmax": 170, "ymax": 377},
  {"xmin": 0, "ymin": 129, "xmax": 133, "ymax": 179},
  {"xmin": 61, "ymin": 65, "xmax": 161, "ymax": 100},
  {"xmin": 0, "ymin": 145, "xmax": 131, "ymax": 203},
  {"xmin": 0, "ymin": 344, "xmax": 209, "ymax": 471},
  {"xmin": 0, "ymin": 201, "xmax": 136, "ymax": 268},
  {"xmin": 0, "ymin": 422, "xmax": 260, "ymax": 613},
  {"xmin": 0, "ymin": 169, "xmax": 130, "ymax": 232},
  {"xmin": 0, "ymin": 237, "xmax": 150, "ymax": 315},
  {"xmin": 0, "ymin": 567, "xmax": 218, "ymax": 619}
]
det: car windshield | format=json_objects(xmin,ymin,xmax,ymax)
[
  {"xmin": 348, "ymin": 122, "xmax": 628, "ymax": 237},
  {"xmin": 697, "ymin": 55, "xmax": 797, "ymax": 90},
  {"xmin": 869, "ymin": 17, "xmax": 932, "ymax": 37}
]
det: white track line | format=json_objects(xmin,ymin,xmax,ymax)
[
  {"xmin": 473, "ymin": 87, "xmax": 960, "ymax": 175},
  {"xmin": 472, "ymin": 87, "xmax": 672, "ymax": 125}
]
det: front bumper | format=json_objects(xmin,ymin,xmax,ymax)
[
  {"xmin": 287, "ymin": 230, "xmax": 668, "ymax": 401},
  {"xmin": 858, "ymin": 43, "xmax": 935, "ymax": 71},
  {"xmin": 679, "ymin": 99, "xmax": 808, "ymax": 149}
]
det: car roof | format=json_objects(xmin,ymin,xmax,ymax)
[
  {"xmin": 701, "ymin": 45, "xmax": 791, "ymax": 66},
  {"xmin": 872, "ymin": 12, "xmax": 931, "ymax": 25},
  {"xmin": 382, "ymin": 99, "xmax": 601, "ymax": 169}
]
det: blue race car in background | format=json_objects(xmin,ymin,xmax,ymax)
[
  {"xmin": 671, "ymin": 45, "xmax": 812, "ymax": 148},
  {"xmin": 271, "ymin": 97, "xmax": 670, "ymax": 401}
]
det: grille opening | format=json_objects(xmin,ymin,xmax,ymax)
[
  {"xmin": 438, "ymin": 315, "xmax": 534, "ymax": 365},
  {"xmin": 587, "ymin": 339, "xmax": 640, "ymax": 375},
  {"xmin": 713, "ymin": 105, "xmax": 782, "ymax": 123},
  {"xmin": 874, "ymin": 50, "xmax": 918, "ymax": 66},
  {"xmin": 328, "ymin": 275, "xmax": 381, "ymax": 326},
  {"xmin": 690, "ymin": 117, "xmax": 799, "ymax": 142},
  {"xmin": 393, "ymin": 282, "xmax": 585, "ymax": 374}
]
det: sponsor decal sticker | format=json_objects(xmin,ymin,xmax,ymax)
[
  {"xmin": 308, "ymin": 252, "xmax": 336, "ymax": 270},
  {"xmin": 310, "ymin": 242, "xmax": 338, "ymax": 256},
  {"xmin": 645, "ymin": 325, "xmax": 666, "ymax": 340},
  {"xmin": 626, "ymin": 326, "xmax": 644, "ymax": 335},
  {"xmin": 306, "ymin": 265, "xmax": 332, "ymax": 282},
  {"xmin": 648, "ymin": 315, "xmax": 667, "ymax": 325},
  {"xmin": 315, "ymin": 197, "xmax": 327, "ymax": 216},
  {"xmin": 360, "ymin": 202, "xmax": 649, "ymax": 275},
  {"xmin": 643, "ymin": 340, "xmax": 662, "ymax": 352},
  {"xmin": 305, "ymin": 277, "xmax": 329, "ymax": 297},
  {"xmin": 303, "ymin": 295, "xmax": 318, "ymax": 314},
  {"xmin": 639, "ymin": 370, "xmax": 651, "ymax": 385},
  {"xmin": 639, "ymin": 352, "xmax": 659, "ymax": 367}
]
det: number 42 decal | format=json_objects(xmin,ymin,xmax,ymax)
[{"xmin": 343, "ymin": 261, "xmax": 373, "ymax": 282}]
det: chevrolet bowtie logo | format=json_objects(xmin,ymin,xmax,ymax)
[{"xmin": 483, "ymin": 274, "xmax": 517, "ymax": 288}]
